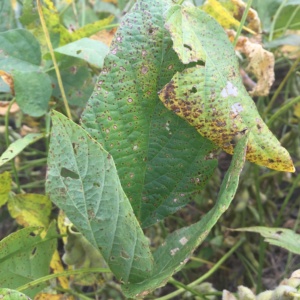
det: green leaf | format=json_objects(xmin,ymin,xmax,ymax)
[
  {"xmin": 19, "ymin": 0, "xmax": 39, "ymax": 26},
  {"xmin": 81, "ymin": 0, "xmax": 217, "ymax": 227},
  {"xmin": 234, "ymin": 227, "xmax": 300, "ymax": 255},
  {"xmin": 265, "ymin": 34, "xmax": 300, "ymax": 48},
  {"xmin": 160, "ymin": 5, "xmax": 294, "ymax": 172},
  {"xmin": 54, "ymin": 38, "xmax": 109, "ymax": 68},
  {"xmin": 0, "ymin": 222, "xmax": 57, "ymax": 298},
  {"xmin": 13, "ymin": 71, "xmax": 52, "ymax": 117},
  {"xmin": 0, "ymin": 172, "xmax": 11, "ymax": 207},
  {"xmin": 0, "ymin": 288, "xmax": 32, "ymax": 300},
  {"xmin": 50, "ymin": 61, "xmax": 93, "ymax": 107},
  {"xmin": 123, "ymin": 134, "xmax": 248, "ymax": 297},
  {"xmin": 46, "ymin": 111, "xmax": 153, "ymax": 284},
  {"xmin": 0, "ymin": 133, "xmax": 44, "ymax": 167},
  {"xmin": 0, "ymin": 29, "xmax": 41, "ymax": 72}
]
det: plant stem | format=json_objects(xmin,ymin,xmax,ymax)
[
  {"xmin": 267, "ymin": 95, "xmax": 300, "ymax": 127},
  {"xmin": 264, "ymin": 56, "xmax": 300, "ymax": 116},
  {"xmin": 156, "ymin": 238, "xmax": 245, "ymax": 300},
  {"xmin": 233, "ymin": 0, "xmax": 253, "ymax": 47},
  {"xmin": 177, "ymin": 0, "xmax": 185, "ymax": 5},
  {"xmin": 36, "ymin": 0, "xmax": 72, "ymax": 120},
  {"xmin": 5, "ymin": 98, "xmax": 21, "ymax": 193},
  {"xmin": 16, "ymin": 267, "xmax": 111, "ymax": 292}
]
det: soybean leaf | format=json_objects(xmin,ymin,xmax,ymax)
[
  {"xmin": 234, "ymin": 227, "xmax": 300, "ymax": 255},
  {"xmin": 0, "ymin": 29, "xmax": 41, "ymax": 72},
  {"xmin": 54, "ymin": 38, "xmax": 109, "ymax": 68},
  {"xmin": 0, "ymin": 288, "xmax": 31, "ymax": 300},
  {"xmin": 160, "ymin": 5, "xmax": 294, "ymax": 172},
  {"xmin": 0, "ymin": 133, "xmax": 44, "ymax": 167},
  {"xmin": 81, "ymin": 0, "xmax": 217, "ymax": 228},
  {"xmin": 0, "ymin": 172, "xmax": 11, "ymax": 207},
  {"xmin": 0, "ymin": 223, "xmax": 57, "ymax": 298},
  {"xmin": 7, "ymin": 194, "xmax": 52, "ymax": 228},
  {"xmin": 123, "ymin": 135, "xmax": 248, "ymax": 297},
  {"xmin": 46, "ymin": 111, "xmax": 153, "ymax": 284},
  {"xmin": 49, "ymin": 59, "xmax": 94, "ymax": 107}
]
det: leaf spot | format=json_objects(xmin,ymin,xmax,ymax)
[
  {"xmin": 133, "ymin": 145, "xmax": 138, "ymax": 151},
  {"xmin": 184, "ymin": 44, "xmax": 192, "ymax": 51},
  {"xmin": 221, "ymin": 81, "xmax": 238, "ymax": 98},
  {"xmin": 60, "ymin": 167, "xmax": 79, "ymax": 179},
  {"xmin": 179, "ymin": 237, "xmax": 188, "ymax": 245},
  {"xmin": 170, "ymin": 248, "xmax": 180, "ymax": 256},
  {"xmin": 231, "ymin": 103, "xmax": 243, "ymax": 115},
  {"xmin": 127, "ymin": 98, "xmax": 133, "ymax": 103}
]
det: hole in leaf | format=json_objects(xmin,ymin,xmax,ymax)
[
  {"xmin": 190, "ymin": 87, "xmax": 197, "ymax": 93},
  {"xmin": 76, "ymin": 50, "xmax": 82, "ymax": 54},
  {"xmin": 60, "ymin": 167, "xmax": 80, "ymax": 179},
  {"xmin": 29, "ymin": 232, "xmax": 35, "ymax": 237},
  {"xmin": 184, "ymin": 44, "xmax": 192, "ymax": 51}
]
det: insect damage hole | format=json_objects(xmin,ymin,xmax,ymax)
[
  {"xmin": 60, "ymin": 167, "xmax": 80, "ymax": 179},
  {"xmin": 190, "ymin": 86, "xmax": 197, "ymax": 93},
  {"xmin": 184, "ymin": 44, "xmax": 192, "ymax": 51}
]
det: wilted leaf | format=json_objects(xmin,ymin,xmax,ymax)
[
  {"xmin": 202, "ymin": 0, "xmax": 260, "ymax": 34},
  {"xmin": 0, "ymin": 101, "xmax": 20, "ymax": 116},
  {"xmin": 62, "ymin": 226, "xmax": 109, "ymax": 285},
  {"xmin": 0, "ymin": 223, "xmax": 57, "ymax": 298},
  {"xmin": 160, "ymin": 5, "xmax": 294, "ymax": 172},
  {"xmin": 0, "ymin": 71, "xmax": 14, "ymax": 94},
  {"xmin": 81, "ymin": 0, "xmax": 217, "ymax": 227},
  {"xmin": 46, "ymin": 111, "xmax": 153, "ymax": 284},
  {"xmin": 0, "ymin": 172, "xmax": 11, "ymax": 207},
  {"xmin": 0, "ymin": 288, "xmax": 32, "ymax": 300},
  {"xmin": 0, "ymin": 133, "xmax": 44, "ymax": 167},
  {"xmin": 34, "ymin": 294, "xmax": 65, "ymax": 300},
  {"xmin": 7, "ymin": 194, "xmax": 52, "ymax": 228},
  {"xmin": 227, "ymin": 30, "xmax": 275, "ymax": 96},
  {"xmin": 223, "ymin": 290, "xmax": 238, "ymax": 300},
  {"xmin": 234, "ymin": 227, "xmax": 300, "ymax": 255},
  {"xmin": 90, "ymin": 28, "xmax": 117, "ymax": 46},
  {"xmin": 49, "ymin": 250, "xmax": 69, "ymax": 290},
  {"xmin": 54, "ymin": 38, "xmax": 109, "ymax": 68},
  {"xmin": 122, "ymin": 134, "xmax": 248, "ymax": 297}
]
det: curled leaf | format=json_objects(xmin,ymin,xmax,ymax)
[
  {"xmin": 159, "ymin": 5, "xmax": 294, "ymax": 172},
  {"xmin": 227, "ymin": 30, "xmax": 275, "ymax": 96}
]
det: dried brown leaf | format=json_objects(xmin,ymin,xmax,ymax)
[{"xmin": 228, "ymin": 30, "xmax": 275, "ymax": 96}]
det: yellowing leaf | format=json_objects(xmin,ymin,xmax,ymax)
[
  {"xmin": 202, "ymin": 0, "xmax": 260, "ymax": 34},
  {"xmin": 0, "ymin": 172, "xmax": 11, "ymax": 207},
  {"xmin": 50, "ymin": 250, "xmax": 69, "ymax": 290},
  {"xmin": 34, "ymin": 294, "xmax": 66, "ymax": 300},
  {"xmin": 7, "ymin": 194, "xmax": 52, "ymax": 227},
  {"xmin": 159, "ymin": 5, "xmax": 294, "ymax": 172},
  {"xmin": 228, "ymin": 30, "xmax": 275, "ymax": 96}
]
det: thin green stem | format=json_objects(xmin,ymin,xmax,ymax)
[
  {"xmin": 269, "ymin": 0, "xmax": 288, "ymax": 42},
  {"xmin": 36, "ymin": 0, "xmax": 72, "ymax": 120},
  {"xmin": 267, "ymin": 95, "xmax": 300, "ymax": 127},
  {"xmin": 16, "ymin": 267, "xmax": 111, "ymax": 292},
  {"xmin": 275, "ymin": 173, "xmax": 300, "ymax": 227},
  {"xmin": 156, "ymin": 238, "xmax": 245, "ymax": 300},
  {"xmin": 264, "ymin": 56, "xmax": 300, "ymax": 116},
  {"xmin": 233, "ymin": 0, "xmax": 253, "ymax": 47},
  {"xmin": 168, "ymin": 278, "xmax": 206, "ymax": 299},
  {"xmin": 282, "ymin": 5, "xmax": 300, "ymax": 35},
  {"xmin": 177, "ymin": 0, "xmax": 185, "ymax": 5},
  {"xmin": 4, "ymin": 98, "xmax": 21, "ymax": 193},
  {"xmin": 257, "ymin": 239, "xmax": 266, "ymax": 293}
]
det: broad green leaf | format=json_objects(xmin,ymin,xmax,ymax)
[
  {"xmin": 50, "ymin": 62, "xmax": 94, "ymax": 107},
  {"xmin": 46, "ymin": 111, "xmax": 153, "ymax": 284},
  {"xmin": 0, "ymin": 172, "xmax": 11, "ymax": 207},
  {"xmin": 0, "ymin": 133, "xmax": 44, "ymax": 167},
  {"xmin": 123, "ymin": 134, "xmax": 248, "ymax": 297},
  {"xmin": 234, "ymin": 227, "xmax": 300, "ymax": 255},
  {"xmin": 275, "ymin": 5, "xmax": 300, "ymax": 31},
  {"xmin": 0, "ymin": 223, "xmax": 57, "ymax": 298},
  {"xmin": 19, "ymin": 0, "xmax": 39, "ymax": 26},
  {"xmin": 7, "ymin": 194, "xmax": 52, "ymax": 228},
  {"xmin": 81, "ymin": 0, "xmax": 217, "ymax": 227},
  {"xmin": 0, "ymin": 288, "xmax": 31, "ymax": 300},
  {"xmin": 0, "ymin": 29, "xmax": 41, "ymax": 72},
  {"xmin": 160, "ymin": 5, "xmax": 294, "ymax": 172},
  {"xmin": 13, "ymin": 71, "xmax": 52, "ymax": 117},
  {"xmin": 54, "ymin": 38, "xmax": 109, "ymax": 68},
  {"xmin": 265, "ymin": 34, "xmax": 300, "ymax": 48}
]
